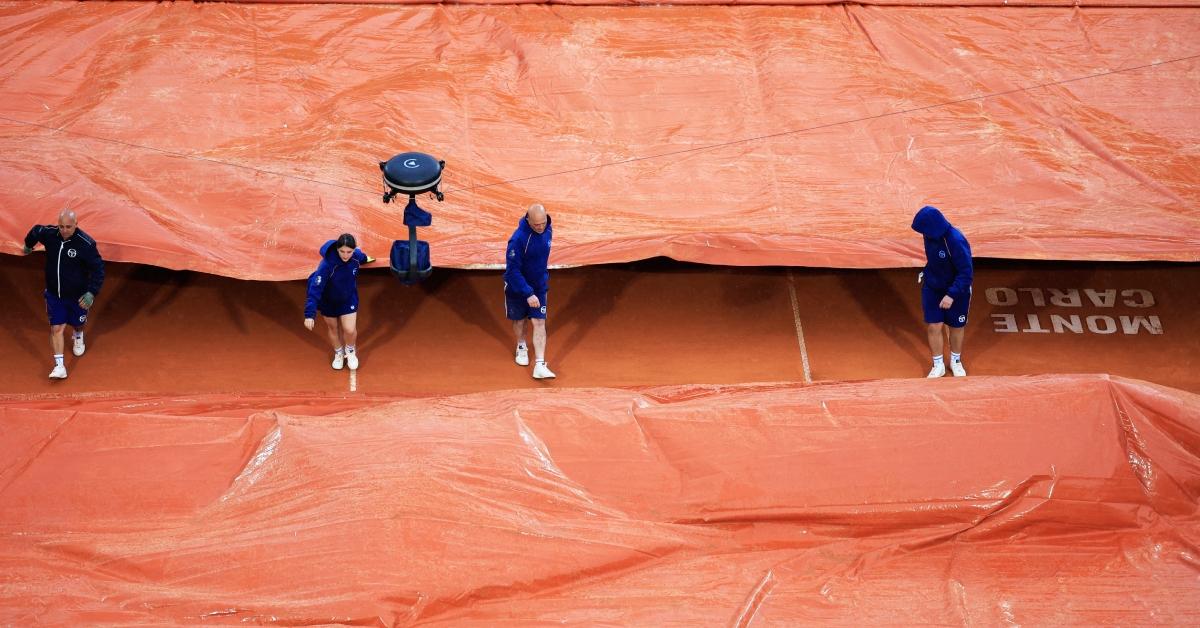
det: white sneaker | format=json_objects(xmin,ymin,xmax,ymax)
[
  {"xmin": 331, "ymin": 351, "xmax": 345, "ymax": 370},
  {"xmin": 532, "ymin": 362, "xmax": 556, "ymax": 379},
  {"xmin": 927, "ymin": 363, "xmax": 946, "ymax": 378},
  {"xmin": 950, "ymin": 360, "xmax": 967, "ymax": 377},
  {"xmin": 72, "ymin": 336, "xmax": 85, "ymax": 356},
  {"xmin": 514, "ymin": 345, "xmax": 529, "ymax": 366},
  {"xmin": 49, "ymin": 364, "xmax": 67, "ymax": 379},
  {"xmin": 345, "ymin": 351, "xmax": 359, "ymax": 370}
]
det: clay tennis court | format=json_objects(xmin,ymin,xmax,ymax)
[
  {"xmin": 3, "ymin": 0, "xmax": 1200, "ymax": 624},
  {"xmin": 1, "ymin": 256, "xmax": 1198, "ymax": 395}
]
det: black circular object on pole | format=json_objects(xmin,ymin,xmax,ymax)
[{"xmin": 380, "ymin": 152, "xmax": 444, "ymax": 202}]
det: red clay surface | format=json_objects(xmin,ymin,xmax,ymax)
[{"xmin": 2, "ymin": 255, "xmax": 1196, "ymax": 395}]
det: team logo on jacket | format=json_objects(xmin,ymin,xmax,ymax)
[
  {"xmin": 316, "ymin": 276, "xmax": 322, "ymax": 284},
  {"xmin": 67, "ymin": 248, "xmax": 77, "ymax": 258},
  {"xmin": 78, "ymin": 314, "xmax": 87, "ymax": 324},
  {"xmin": 958, "ymin": 315, "xmax": 966, "ymax": 323},
  {"xmin": 540, "ymin": 305, "xmax": 547, "ymax": 314},
  {"xmin": 938, "ymin": 250, "xmax": 946, "ymax": 259}
]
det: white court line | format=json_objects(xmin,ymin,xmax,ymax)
[
  {"xmin": 349, "ymin": 369, "xmax": 357, "ymax": 392},
  {"xmin": 786, "ymin": 269, "xmax": 813, "ymax": 384}
]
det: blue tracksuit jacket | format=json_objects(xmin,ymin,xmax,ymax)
[
  {"xmin": 911, "ymin": 205, "xmax": 972, "ymax": 301},
  {"xmin": 503, "ymin": 215, "xmax": 552, "ymax": 297},
  {"xmin": 304, "ymin": 240, "xmax": 368, "ymax": 318},
  {"xmin": 24, "ymin": 225, "xmax": 105, "ymax": 300}
]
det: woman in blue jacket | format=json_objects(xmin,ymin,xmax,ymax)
[
  {"xmin": 911, "ymin": 205, "xmax": 973, "ymax": 378},
  {"xmin": 304, "ymin": 233, "xmax": 370, "ymax": 370}
]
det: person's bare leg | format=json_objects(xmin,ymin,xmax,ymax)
[
  {"xmin": 531, "ymin": 318, "xmax": 547, "ymax": 363},
  {"xmin": 948, "ymin": 325, "xmax": 965, "ymax": 355},
  {"xmin": 48, "ymin": 323, "xmax": 67, "ymax": 377},
  {"xmin": 530, "ymin": 318, "xmax": 555, "ymax": 378},
  {"xmin": 340, "ymin": 313, "xmax": 358, "ymax": 349},
  {"xmin": 512, "ymin": 319, "xmax": 527, "ymax": 347},
  {"xmin": 50, "ymin": 324, "xmax": 65, "ymax": 355},
  {"xmin": 322, "ymin": 315, "xmax": 342, "ymax": 351},
  {"xmin": 340, "ymin": 313, "xmax": 359, "ymax": 369},
  {"xmin": 926, "ymin": 323, "xmax": 945, "ymax": 357}
]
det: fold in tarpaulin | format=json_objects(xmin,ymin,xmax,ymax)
[
  {"xmin": 1, "ymin": 374, "xmax": 1199, "ymax": 624},
  {"xmin": 1, "ymin": 3, "xmax": 1199, "ymax": 279}
]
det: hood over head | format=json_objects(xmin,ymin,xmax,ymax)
[{"xmin": 912, "ymin": 205, "xmax": 951, "ymax": 239}]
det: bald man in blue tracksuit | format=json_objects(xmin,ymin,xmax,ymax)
[
  {"xmin": 912, "ymin": 205, "xmax": 973, "ymax": 378},
  {"xmin": 23, "ymin": 209, "xmax": 105, "ymax": 380},
  {"xmin": 504, "ymin": 203, "xmax": 555, "ymax": 379}
]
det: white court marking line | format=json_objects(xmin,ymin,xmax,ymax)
[
  {"xmin": 349, "ymin": 369, "xmax": 357, "ymax": 392},
  {"xmin": 786, "ymin": 269, "xmax": 813, "ymax": 384}
]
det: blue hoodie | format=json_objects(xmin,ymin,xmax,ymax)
[
  {"xmin": 304, "ymin": 240, "xmax": 368, "ymax": 318},
  {"xmin": 503, "ymin": 215, "xmax": 552, "ymax": 297},
  {"xmin": 25, "ymin": 224, "xmax": 105, "ymax": 300},
  {"xmin": 911, "ymin": 206, "xmax": 972, "ymax": 301}
]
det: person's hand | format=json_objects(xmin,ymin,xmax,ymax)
[
  {"xmin": 304, "ymin": 317, "xmax": 315, "ymax": 331},
  {"xmin": 78, "ymin": 292, "xmax": 94, "ymax": 309},
  {"xmin": 526, "ymin": 294, "xmax": 541, "ymax": 308},
  {"xmin": 364, "ymin": 256, "xmax": 376, "ymax": 264},
  {"xmin": 22, "ymin": 245, "xmax": 33, "ymax": 255},
  {"xmin": 939, "ymin": 295, "xmax": 954, "ymax": 309}
]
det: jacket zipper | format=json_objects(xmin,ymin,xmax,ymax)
[{"xmin": 56, "ymin": 240, "xmax": 64, "ymax": 297}]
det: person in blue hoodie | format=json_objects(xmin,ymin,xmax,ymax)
[
  {"xmin": 23, "ymin": 209, "xmax": 105, "ymax": 380},
  {"xmin": 911, "ymin": 205, "xmax": 973, "ymax": 378},
  {"xmin": 504, "ymin": 203, "xmax": 555, "ymax": 379},
  {"xmin": 304, "ymin": 233, "xmax": 371, "ymax": 371}
]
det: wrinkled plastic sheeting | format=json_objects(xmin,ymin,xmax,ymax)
[
  {"xmin": 1, "ymin": 3, "xmax": 1198, "ymax": 279},
  {"xmin": 2, "ymin": 374, "xmax": 1199, "ymax": 625}
]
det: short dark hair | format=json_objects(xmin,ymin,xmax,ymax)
[{"xmin": 335, "ymin": 233, "xmax": 357, "ymax": 250}]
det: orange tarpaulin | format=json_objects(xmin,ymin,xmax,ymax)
[
  {"xmin": 2, "ymin": 2, "xmax": 1198, "ymax": 279},
  {"xmin": 2, "ymin": 375, "xmax": 1199, "ymax": 624}
]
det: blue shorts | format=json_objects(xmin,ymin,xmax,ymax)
[
  {"xmin": 318, "ymin": 297, "xmax": 359, "ymax": 318},
  {"xmin": 922, "ymin": 286, "xmax": 971, "ymax": 327},
  {"xmin": 505, "ymin": 289, "xmax": 547, "ymax": 321},
  {"xmin": 45, "ymin": 290, "xmax": 89, "ymax": 327}
]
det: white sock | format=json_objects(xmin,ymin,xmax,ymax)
[
  {"xmin": 932, "ymin": 355, "xmax": 944, "ymax": 367},
  {"xmin": 54, "ymin": 354, "xmax": 64, "ymax": 367},
  {"xmin": 950, "ymin": 352, "xmax": 962, "ymax": 364},
  {"xmin": 335, "ymin": 346, "xmax": 345, "ymax": 355},
  {"xmin": 345, "ymin": 344, "xmax": 355, "ymax": 354},
  {"xmin": 517, "ymin": 341, "xmax": 527, "ymax": 350},
  {"xmin": 73, "ymin": 331, "xmax": 84, "ymax": 339},
  {"xmin": 535, "ymin": 359, "xmax": 545, "ymax": 365}
]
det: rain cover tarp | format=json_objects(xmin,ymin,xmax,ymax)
[
  {"xmin": 2, "ymin": 374, "xmax": 1199, "ymax": 624},
  {"xmin": 1, "ymin": 3, "xmax": 1198, "ymax": 278}
]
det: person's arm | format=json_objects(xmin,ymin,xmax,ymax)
[
  {"xmin": 304, "ymin": 264, "xmax": 329, "ymax": 320},
  {"xmin": 354, "ymin": 249, "xmax": 373, "ymax": 265},
  {"xmin": 503, "ymin": 237, "xmax": 533, "ymax": 298},
  {"xmin": 23, "ymin": 225, "xmax": 49, "ymax": 253},
  {"xmin": 945, "ymin": 236, "xmax": 974, "ymax": 302},
  {"xmin": 84, "ymin": 243, "xmax": 105, "ymax": 296}
]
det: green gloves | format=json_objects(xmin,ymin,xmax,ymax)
[
  {"xmin": 22, "ymin": 245, "xmax": 33, "ymax": 255},
  {"xmin": 79, "ymin": 292, "xmax": 95, "ymax": 308}
]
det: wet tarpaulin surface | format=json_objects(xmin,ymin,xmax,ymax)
[
  {"xmin": 1, "ymin": 2, "xmax": 1199, "ymax": 279},
  {"xmin": 2, "ymin": 375, "xmax": 1198, "ymax": 624}
]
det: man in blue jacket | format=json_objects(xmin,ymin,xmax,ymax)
[
  {"xmin": 23, "ymin": 209, "xmax": 106, "ymax": 380},
  {"xmin": 911, "ymin": 205, "xmax": 972, "ymax": 378},
  {"xmin": 504, "ymin": 203, "xmax": 555, "ymax": 379}
]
